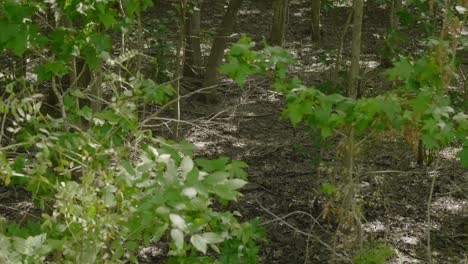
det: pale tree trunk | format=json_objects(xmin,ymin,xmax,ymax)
[
  {"xmin": 183, "ymin": 0, "xmax": 203, "ymax": 79},
  {"xmin": 203, "ymin": 0, "xmax": 244, "ymax": 91},
  {"xmin": 311, "ymin": 0, "xmax": 321, "ymax": 42},
  {"xmin": 271, "ymin": 0, "xmax": 289, "ymax": 46}
]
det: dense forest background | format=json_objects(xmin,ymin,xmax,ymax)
[{"xmin": 0, "ymin": 0, "xmax": 467, "ymax": 263}]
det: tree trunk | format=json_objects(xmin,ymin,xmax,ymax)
[
  {"xmin": 338, "ymin": 0, "xmax": 364, "ymax": 253},
  {"xmin": 183, "ymin": 0, "xmax": 203, "ymax": 79},
  {"xmin": 203, "ymin": 0, "xmax": 244, "ymax": 91},
  {"xmin": 311, "ymin": 0, "xmax": 321, "ymax": 42},
  {"xmin": 90, "ymin": 70, "xmax": 102, "ymax": 112},
  {"xmin": 271, "ymin": 0, "xmax": 289, "ymax": 46},
  {"xmin": 347, "ymin": 0, "xmax": 363, "ymax": 99},
  {"xmin": 389, "ymin": 0, "xmax": 402, "ymax": 30}
]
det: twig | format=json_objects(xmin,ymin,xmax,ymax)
[
  {"xmin": 0, "ymin": 204, "xmax": 40, "ymax": 220},
  {"xmin": 0, "ymin": 111, "xmax": 7, "ymax": 144},
  {"xmin": 261, "ymin": 210, "xmax": 329, "ymax": 235},
  {"xmin": 139, "ymin": 83, "xmax": 219, "ymax": 128},
  {"xmin": 255, "ymin": 197, "xmax": 352, "ymax": 263},
  {"xmin": 362, "ymin": 170, "xmax": 425, "ymax": 175}
]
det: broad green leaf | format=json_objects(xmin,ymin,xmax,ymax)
[
  {"xmin": 225, "ymin": 179, "xmax": 247, "ymax": 190},
  {"xmin": 171, "ymin": 229, "xmax": 184, "ymax": 250},
  {"xmin": 125, "ymin": 240, "xmax": 139, "ymax": 251},
  {"xmin": 190, "ymin": 234, "xmax": 207, "ymax": 254},
  {"xmin": 169, "ymin": 214, "xmax": 186, "ymax": 230},
  {"xmin": 196, "ymin": 158, "xmax": 229, "ymax": 172},
  {"xmin": 385, "ymin": 58, "xmax": 414, "ymax": 82},
  {"xmin": 227, "ymin": 160, "xmax": 248, "ymax": 180},
  {"xmin": 202, "ymin": 232, "xmax": 224, "ymax": 244}
]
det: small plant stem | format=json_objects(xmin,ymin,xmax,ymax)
[
  {"xmin": 52, "ymin": 76, "xmax": 69, "ymax": 131},
  {"xmin": 426, "ymin": 171, "xmax": 437, "ymax": 263},
  {"xmin": 175, "ymin": 0, "xmax": 187, "ymax": 140}
]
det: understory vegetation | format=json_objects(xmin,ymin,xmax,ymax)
[{"xmin": 0, "ymin": 0, "xmax": 466, "ymax": 263}]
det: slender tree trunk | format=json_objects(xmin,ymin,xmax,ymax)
[
  {"xmin": 183, "ymin": 0, "xmax": 203, "ymax": 79},
  {"xmin": 203, "ymin": 0, "xmax": 244, "ymax": 91},
  {"xmin": 271, "ymin": 0, "xmax": 289, "ymax": 46},
  {"xmin": 347, "ymin": 0, "xmax": 363, "ymax": 99},
  {"xmin": 389, "ymin": 0, "xmax": 401, "ymax": 30},
  {"xmin": 311, "ymin": 0, "xmax": 321, "ymax": 42},
  {"xmin": 338, "ymin": 0, "xmax": 364, "ymax": 253},
  {"xmin": 14, "ymin": 54, "xmax": 26, "ymax": 79},
  {"xmin": 90, "ymin": 71, "xmax": 102, "ymax": 112}
]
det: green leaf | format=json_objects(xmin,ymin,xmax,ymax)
[
  {"xmin": 205, "ymin": 172, "xmax": 229, "ymax": 185},
  {"xmin": 99, "ymin": 10, "xmax": 116, "ymax": 29},
  {"xmin": 459, "ymin": 146, "xmax": 468, "ymax": 168},
  {"xmin": 90, "ymin": 34, "xmax": 112, "ymax": 53},
  {"xmin": 125, "ymin": 240, "xmax": 139, "ymax": 251},
  {"xmin": 385, "ymin": 58, "xmax": 414, "ymax": 82},
  {"xmin": 225, "ymin": 179, "xmax": 247, "ymax": 190},
  {"xmin": 202, "ymin": 232, "xmax": 224, "ymax": 244},
  {"xmin": 143, "ymin": 80, "xmax": 175, "ymax": 105},
  {"xmin": 35, "ymin": 60, "xmax": 69, "ymax": 81},
  {"xmin": 320, "ymin": 182, "xmax": 336, "ymax": 196},
  {"xmin": 283, "ymin": 98, "xmax": 313, "ymax": 126},
  {"xmin": 171, "ymin": 228, "xmax": 184, "ymax": 250},
  {"xmin": 196, "ymin": 158, "xmax": 229, "ymax": 172},
  {"xmin": 191, "ymin": 234, "xmax": 208, "ymax": 254},
  {"xmin": 227, "ymin": 160, "xmax": 248, "ymax": 180},
  {"xmin": 77, "ymin": 105, "xmax": 93, "ymax": 120}
]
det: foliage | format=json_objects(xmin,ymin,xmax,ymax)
[
  {"xmin": 353, "ymin": 243, "xmax": 394, "ymax": 264},
  {"xmin": 0, "ymin": 1, "xmax": 262, "ymax": 263},
  {"xmin": 221, "ymin": 35, "xmax": 467, "ymax": 167}
]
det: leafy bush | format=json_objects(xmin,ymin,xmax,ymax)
[
  {"xmin": 0, "ymin": 1, "xmax": 262, "ymax": 263},
  {"xmin": 220, "ymin": 35, "xmax": 467, "ymax": 167}
]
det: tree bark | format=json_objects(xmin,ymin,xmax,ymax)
[
  {"xmin": 311, "ymin": 0, "xmax": 321, "ymax": 42},
  {"xmin": 183, "ymin": 0, "xmax": 203, "ymax": 79},
  {"xmin": 347, "ymin": 0, "xmax": 363, "ymax": 99},
  {"xmin": 203, "ymin": 0, "xmax": 244, "ymax": 91},
  {"xmin": 339, "ymin": 0, "xmax": 364, "ymax": 252},
  {"xmin": 271, "ymin": 0, "xmax": 289, "ymax": 46},
  {"xmin": 389, "ymin": 0, "xmax": 402, "ymax": 30}
]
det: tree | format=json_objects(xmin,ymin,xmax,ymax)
[
  {"xmin": 340, "ymin": 0, "xmax": 364, "ymax": 252},
  {"xmin": 203, "ymin": 0, "xmax": 244, "ymax": 91},
  {"xmin": 183, "ymin": 0, "xmax": 203, "ymax": 79},
  {"xmin": 311, "ymin": 0, "xmax": 321, "ymax": 42},
  {"xmin": 271, "ymin": 0, "xmax": 289, "ymax": 46}
]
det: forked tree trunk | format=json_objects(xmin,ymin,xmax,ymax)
[
  {"xmin": 203, "ymin": 0, "xmax": 244, "ymax": 90},
  {"xmin": 271, "ymin": 0, "xmax": 289, "ymax": 46},
  {"xmin": 311, "ymin": 0, "xmax": 321, "ymax": 42},
  {"xmin": 183, "ymin": 0, "xmax": 203, "ymax": 79}
]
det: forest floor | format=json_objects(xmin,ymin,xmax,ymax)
[
  {"xmin": 141, "ymin": 0, "xmax": 468, "ymax": 263},
  {"xmin": 0, "ymin": 0, "xmax": 466, "ymax": 263}
]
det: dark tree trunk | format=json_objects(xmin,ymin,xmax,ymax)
[
  {"xmin": 311, "ymin": 0, "xmax": 321, "ymax": 42},
  {"xmin": 271, "ymin": 0, "xmax": 289, "ymax": 46},
  {"xmin": 203, "ymin": 0, "xmax": 244, "ymax": 92},
  {"xmin": 183, "ymin": 0, "xmax": 203, "ymax": 79}
]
